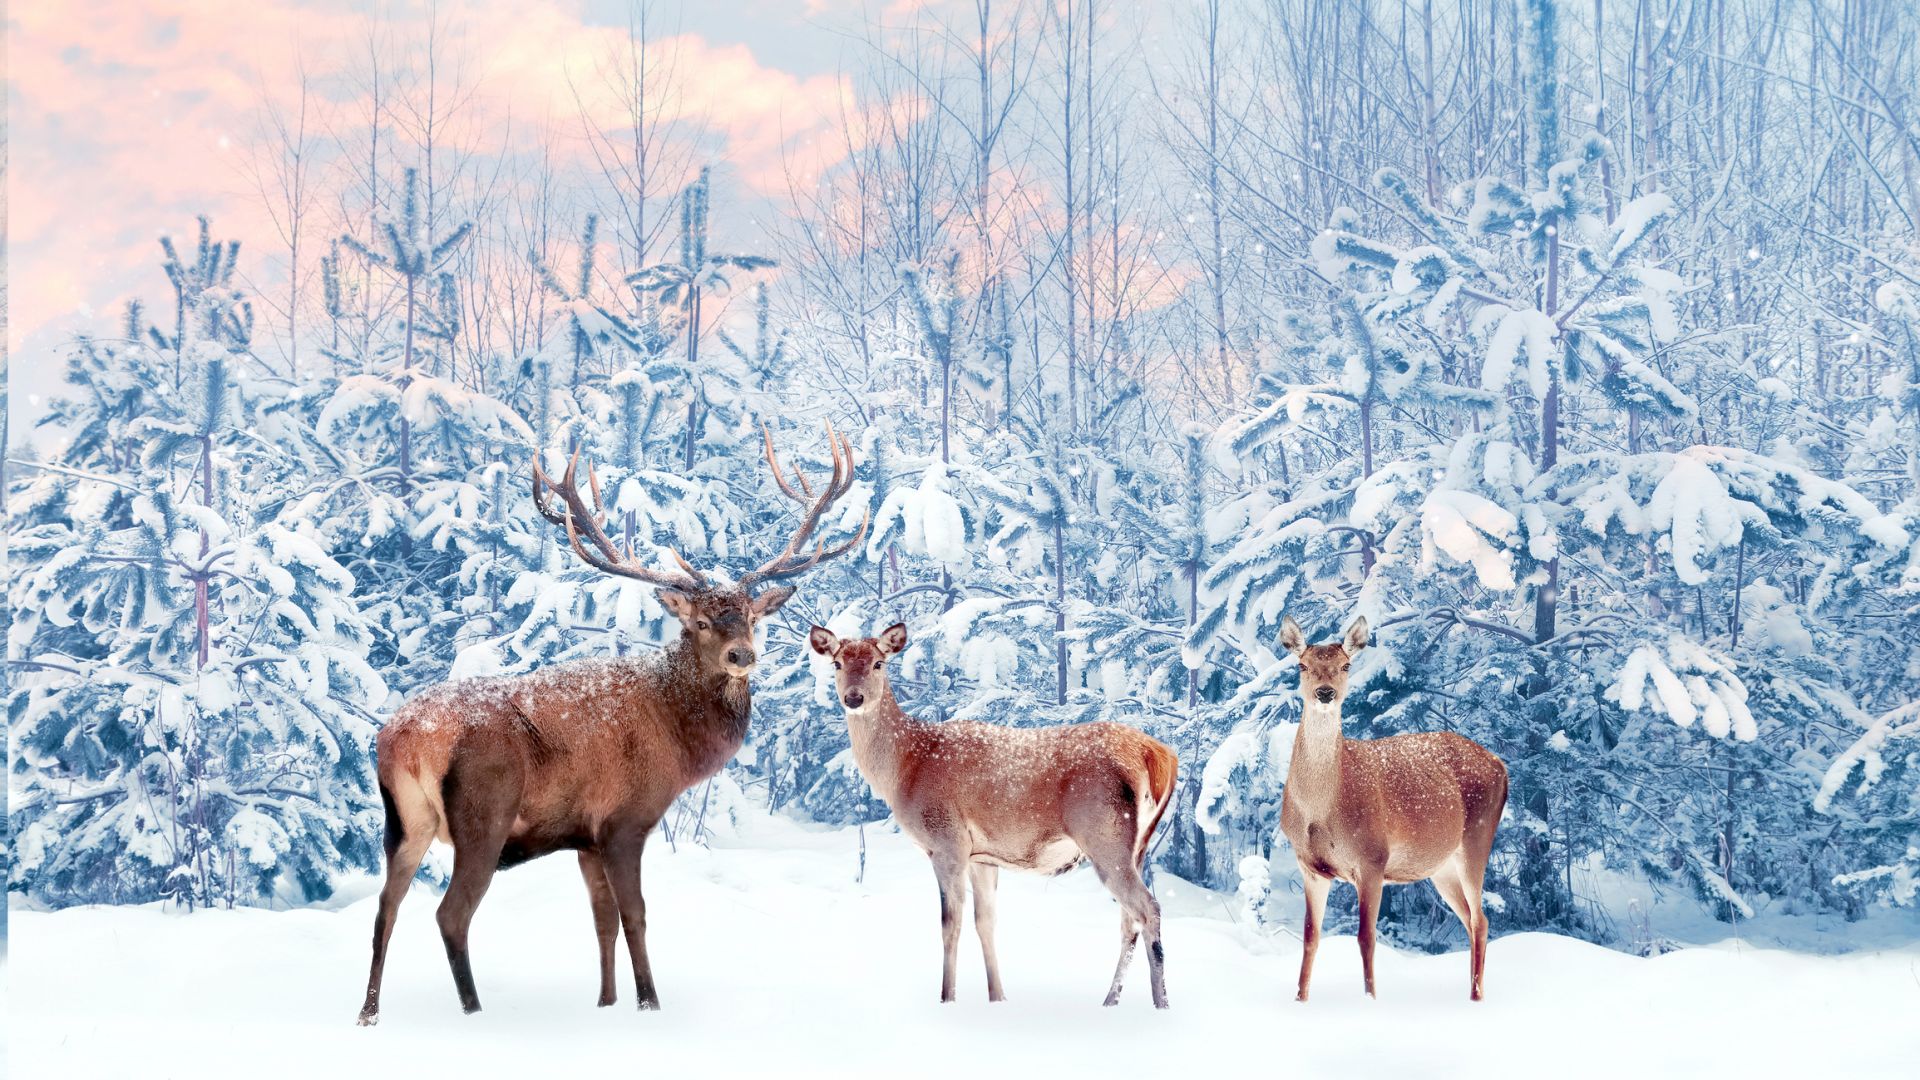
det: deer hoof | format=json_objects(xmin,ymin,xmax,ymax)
[
  {"xmin": 1102, "ymin": 992, "xmax": 1120, "ymax": 1007},
  {"xmin": 356, "ymin": 1011, "xmax": 379, "ymax": 1027},
  {"xmin": 597, "ymin": 995, "xmax": 617, "ymax": 1008},
  {"xmin": 638, "ymin": 998, "xmax": 661, "ymax": 1012}
]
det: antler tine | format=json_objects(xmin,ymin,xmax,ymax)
[
  {"xmin": 754, "ymin": 508, "xmax": 873, "ymax": 582},
  {"xmin": 586, "ymin": 462, "xmax": 610, "ymax": 533},
  {"xmin": 530, "ymin": 455, "xmax": 571, "ymax": 528},
  {"xmin": 829, "ymin": 427, "xmax": 855, "ymax": 499},
  {"xmin": 761, "ymin": 421, "xmax": 810, "ymax": 504},
  {"xmin": 810, "ymin": 506, "xmax": 870, "ymax": 567},
  {"xmin": 561, "ymin": 503, "xmax": 609, "ymax": 573},
  {"xmin": 529, "ymin": 450, "xmax": 706, "ymax": 590},
  {"xmin": 741, "ymin": 423, "xmax": 868, "ymax": 588},
  {"xmin": 672, "ymin": 549, "xmax": 701, "ymax": 577}
]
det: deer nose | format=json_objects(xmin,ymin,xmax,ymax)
[
  {"xmin": 726, "ymin": 646, "xmax": 756, "ymax": 669},
  {"xmin": 843, "ymin": 690, "xmax": 865, "ymax": 709},
  {"xmin": 1315, "ymin": 686, "xmax": 1336, "ymax": 703}
]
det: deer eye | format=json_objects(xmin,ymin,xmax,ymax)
[
  {"xmin": 832, "ymin": 661, "xmax": 842, "ymax": 670},
  {"xmin": 1341, "ymin": 663, "xmax": 1351, "ymax": 672},
  {"xmin": 696, "ymin": 620, "xmax": 709, "ymax": 631}
]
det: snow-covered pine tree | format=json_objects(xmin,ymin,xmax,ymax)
[
  {"xmin": 1190, "ymin": 0, "xmax": 1910, "ymax": 933},
  {"xmin": 628, "ymin": 166, "xmax": 776, "ymax": 472},
  {"xmin": 310, "ymin": 167, "xmax": 532, "ymax": 687},
  {"xmin": 10, "ymin": 226, "xmax": 386, "ymax": 908}
]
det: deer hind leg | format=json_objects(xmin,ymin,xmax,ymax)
[
  {"xmin": 437, "ymin": 836, "xmax": 506, "ymax": 1014},
  {"xmin": 929, "ymin": 848, "xmax": 969, "ymax": 1003},
  {"xmin": 358, "ymin": 783, "xmax": 433, "ymax": 1026},
  {"xmin": 1076, "ymin": 804, "xmax": 1167, "ymax": 1009},
  {"xmin": 969, "ymin": 863, "xmax": 1006, "ymax": 1002},
  {"xmin": 1102, "ymin": 906, "xmax": 1141, "ymax": 1008},
  {"xmin": 1295, "ymin": 862, "xmax": 1331, "ymax": 1003},
  {"xmin": 1355, "ymin": 871, "xmax": 1385, "ymax": 999},
  {"xmin": 1430, "ymin": 861, "xmax": 1473, "ymax": 937},
  {"xmin": 1096, "ymin": 864, "xmax": 1165, "ymax": 1009},
  {"xmin": 579, "ymin": 850, "xmax": 621, "ymax": 1007},
  {"xmin": 1136, "ymin": 877, "xmax": 1168, "ymax": 1010},
  {"xmin": 1430, "ymin": 861, "xmax": 1480, "ymax": 1000},
  {"xmin": 436, "ymin": 752, "xmax": 519, "ymax": 1015},
  {"xmin": 1459, "ymin": 848, "xmax": 1493, "ymax": 1001},
  {"xmin": 601, "ymin": 827, "xmax": 660, "ymax": 1010}
]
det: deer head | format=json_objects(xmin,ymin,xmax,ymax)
[
  {"xmin": 532, "ymin": 422, "xmax": 869, "ymax": 679},
  {"xmin": 807, "ymin": 623, "xmax": 907, "ymax": 712},
  {"xmin": 1281, "ymin": 615, "xmax": 1368, "ymax": 708}
]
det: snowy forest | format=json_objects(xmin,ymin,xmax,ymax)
[{"xmin": 8, "ymin": 0, "xmax": 1920, "ymax": 954}]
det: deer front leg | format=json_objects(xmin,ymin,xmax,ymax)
[
  {"xmin": 969, "ymin": 863, "xmax": 1006, "ymax": 1002},
  {"xmin": 1356, "ymin": 871, "xmax": 1385, "ymax": 999},
  {"xmin": 1295, "ymin": 862, "xmax": 1331, "ymax": 1003},
  {"xmin": 579, "ymin": 850, "xmax": 621, "ymax": 1007},
  {"xmin": 929, "ymin": 849, "xmax": 969, "ymax": 1003}
]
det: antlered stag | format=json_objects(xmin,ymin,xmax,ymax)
[
  {"xmin": 1279, "ymin": 615, "xmax": 1508, "ymax": 1002},
  {"xmin": 356, "ymin": 425, "xmax": 866, "ymax": 1025},
  {"xmin": 809, "ymin": 623, "xmax": 1179, "ymax": 1008}
]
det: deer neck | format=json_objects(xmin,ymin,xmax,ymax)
[
  {"xmin": 660, "ymin": 639, "xmax": 752, "ymax": 774},
  {"xmin": 1289, "ymin": 700, "xmax": 1347, "ymax": 812},
  {"xmin": 844, "ymin": 690, "xmax": 915, "ymax": 804}
]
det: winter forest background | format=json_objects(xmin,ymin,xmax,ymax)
[{"xmin": 7, "ymin": 0, "xmax": 1920, "ymax": 953}]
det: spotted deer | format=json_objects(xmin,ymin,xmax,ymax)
[
  {"xmin": 355, "ymin": 425, "xmax": 867, "ymax": 1025},
  {"xmin": 1279, "ymin": 615, "xmax": 1508, "ymax": 1002},
  {"xmin": 809, "ymin": 623, "xmax": 1179, "ymax": 1008}
]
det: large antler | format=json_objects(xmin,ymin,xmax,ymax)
[
  {"xmin": 739, "ymin": 421, "xmax": 871, "ymax": 587},
  {"xmin": 531, "ymin": 448, "xmax": 709, "ymax": 591}
]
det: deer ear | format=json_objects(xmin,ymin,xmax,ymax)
[
  {"xmin": 808, "ymin": 626, "xmax": 839, "ymax": 656},
  {"xmin": 751, "ymin": 585, "xmax": 796, "ymax": 618},
  {"xmin": 1280, "ymin": 616, "xmax": 1305, "ymax": 656},
  {"xmin": 1345, "ymin": 615, "xmax": 1370, "ymax": 653},
  {"xmin": 877, "ymin": 623, "xmax": 908, "ymax": 655},
  {"xmin": 659, "ymin": 588, "xmax": 696, "ymax": 622}
]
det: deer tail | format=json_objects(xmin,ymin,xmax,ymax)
[{"xmin": 1135, "ymin": 740, "xmax": 1179, "ymax": 871}]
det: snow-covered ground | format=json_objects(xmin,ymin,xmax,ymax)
[{"xmin": 12, "ymin": 814, "xmax": 1920, "ymax": 1079}]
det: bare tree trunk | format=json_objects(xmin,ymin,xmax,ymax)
[
  {"xmin": 1204, "ymin": 0, "xmax": 1231, "ymax": 387},
  {"xmin": 399, "ymin": 276, "xmax": 417, "ymax": 559},
  {"xmin": 1535, "ymin": 229, "xmax": 1561, "ymax": 645},
  {"xmin": 1054, "ymin": 510, "xmax": 1068, "ymax": 705},
  {"xmin": 685, "ymin": 283, "xmax": 702, "ymax": 471}
]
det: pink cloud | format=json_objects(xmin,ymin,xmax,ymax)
[{"xmin": 7, "ymin": 0, "xmax": 868, "ymax": 410}]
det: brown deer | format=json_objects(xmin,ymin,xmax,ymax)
[
  {"xmin": 355, "ymin": 425, "xmax": 867, "ymax": 1025},
  {"xmin": 808, "ymin": 623, "xmax": 1179, "ymax": 1008},
  {"xmin": 1278, "ymin": 615, "xmax": 1508, "ymax": 1002}
]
